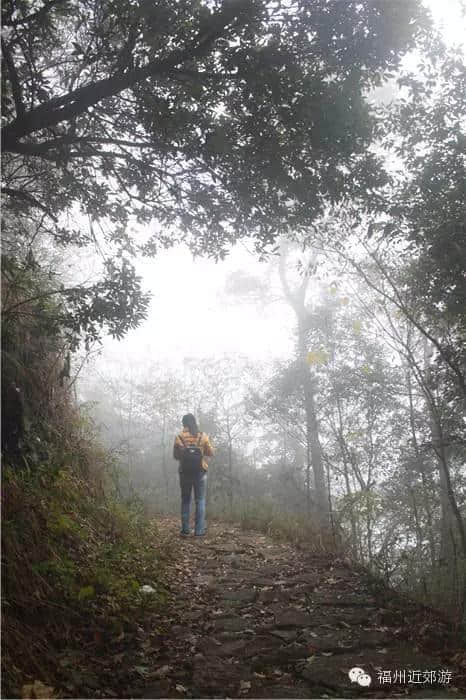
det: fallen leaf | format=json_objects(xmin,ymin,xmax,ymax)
[
  {"xmin": 239, "ymin": 680, "xmax": 251, "ymax": 691},
  {"xmin": 134, "ymin": 666, "xmax": 150, "ymax": 676},
  {"xmin": 175, "ymin": 684, "xmax": 187, "ymax": 693},
  {"xmin": 21, "ymin": 680, "xmax": 55, "ymax": 699}
]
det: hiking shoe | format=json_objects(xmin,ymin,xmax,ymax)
[
  {"xmin": 194, "ymin": 532, "xmax": 206, "ymax": 537},
  {"xmin": 180, "ymin": 530, "xmax": 191, "ymax": 537}
]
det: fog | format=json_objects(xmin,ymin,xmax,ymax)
[{"xmin": 75, "ymin": 0, "xmax": 464, "ymax": 386}]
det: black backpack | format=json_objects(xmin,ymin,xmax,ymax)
[{"xmin": 179, "ymin": 433, "xmax": 203, "ymax": 474}]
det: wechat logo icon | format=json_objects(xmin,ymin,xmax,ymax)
[{"xmin": 348, "ymin": 667, "xmax": 372, "ymax": 687}]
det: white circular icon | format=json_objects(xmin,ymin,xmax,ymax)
[
  {"xmin": 348, "ymin": 667, "xmax": 372, "ymax": 686},
  {"xmin": 358, "ymin": 673, "xmax": 372, "ymax": 687}
]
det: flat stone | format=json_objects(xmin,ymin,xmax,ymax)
[
  {"xmin": 242, "ymin": 635, "xmax": 282, "ymax": 657},
  {"xmin": 257, "ymin": 589, "xmax": 277, "ymax": 604},
  {"xmin": 284, "ymin": 574, "xmax": 319, "ymax": 587},
  {"xmin": 256, "ymin": 566, "xmax": 286, "ymax": 578},
  {"xmin": 203, "ymin": 559, "xmax": 220, "ymax": 570},
  {"xmin": 269, "ymin": 628, "xmax": 298, "ymax": 642},
  {"xmin": 230, "ymin": 557, "xmax": 257, "ymax": 571},
  {"xmin": 300, "ymin": 628, "xmax": 392, "ymax": 654},
  {"xmin": 275, "ymin": 609, "xmax": 314, "ymax": 627},
  {"xmin": 311, "ymin": 592, "xmax": 376, "ymax": 607},
  {"xmin": 355, "ymin": 630, "xmax": 397, "ymax": 649},
  {"xmin": 217, "ymin": 630, "xmax": 254, "ymax": 641},
  {"xmin": 258, "ymin": 588, "xmax": 292, "ymax": 604},
  {"xmin": 185, "ymin": 609, "xmax": 205, "ymax": 622},
  {"xmin": 268, "ymin": 602, "xmax": 292, "ymax": 615},
  {"xmin": 336, "ymin": 607, "xmax": 376, "ymax": 625},
  {"xmin": 302, "ymin": 632, "xmax": 354, "ymax": 652},
  {"xmin": 195, "ymin": 574, "xmax": 216, "ymax": 587},
  {"xmin": 266, "ymin": 643, "xmax": 310, "ymax": 663},
  {"xmin": 221, "ymin": 588, "xmax": 257, "ymax": 603},
  {"xmin": 212, "ymin": 617, "xmax": 249, "ymax": 632},
  {"xmin": 196, "ymin": 637, "xmax": 224, "ymax": 655},
  {"xmin": 311, "ymin": 606, "xmax": 375, "ymax": 626},
  {"xmin": 214, "ymin": 639, "xmax": 248, "ymax": 657},
  {"xmin": 328, "ymin": 567, "xmax": 356, "ymax": 579},
  {"xmin": 140, "ymin": 680, "xmax": 171, "ymax": 698},
  {"xmin": 192, "ymin": 657, "xmax": 251, "ymax": 695},
  {"xmin": 210, "ymin": 544, "xmax": 246, "ymax": 554}
]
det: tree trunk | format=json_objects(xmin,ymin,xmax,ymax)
[
  {"xmin": 298, "ymin": 319, "xmax": 329, "ymax": 527},
  {"xmin": 406, "ymin": 365, "xmax": 436, "ymax": 568},
  {"xmin": 336, "ymin": 398, "xmax": 358, "ymax": 559},
  {"xmin": 423, "ymin": 338, "xmax": 466, "ymax": 617},
  {"xmin": 226, "ymin": 413, "xmax": 233, "ymax": 512},
  {"xmin": 423, "ymin": 339, "xmax": 466, "ymax": 561},
  {"xmin": 161, "ymin": 411, "xmax": 169, "ymax": 503},
  {"xmin": 279, "ymin": 240, "xmax": 330, "ymax": 529}
]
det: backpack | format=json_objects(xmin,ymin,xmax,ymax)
[{"xmin": 179, "ymin": 433, "xmax": 203, "ymax": 474}]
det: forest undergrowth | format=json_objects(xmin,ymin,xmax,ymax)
[
  {"xmin": 1, "ymin": 256, "xmax": 176, "ymax": 697},
  {"xmin": 2, "ymin": 451, "xmax": 174, "ymax": 698},
  {"xmin": 214, "ymin": 502, "xmax": 341, "ymax": 553}
]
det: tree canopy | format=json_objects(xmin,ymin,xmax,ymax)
[{"xmin": 2, "ymin": 0, "xmax": 427, "ymax": 253}]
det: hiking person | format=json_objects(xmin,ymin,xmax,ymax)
[{"xmin": 173, "ymin": 414, "xmax": 213, "ymax": 537}]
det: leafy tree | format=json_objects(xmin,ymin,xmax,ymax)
[
  {"xmin": 380, "ymin": 49, "xmax": 466, "ymax": 322},
  {"xmin": 2, "ymin": 0, "xmax": 427, "ymax": 237},
  {"xmin": 1, "ymin": 0, "xmax": 428, "ymax": 340},
  {"xmin": 315, "ymin": 224, "xmax": 465, "ymax": 614}
]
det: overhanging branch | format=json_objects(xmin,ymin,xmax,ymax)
[{"xmin": 1, "ymin": 0, "xmax": 253, "ymax": 150}]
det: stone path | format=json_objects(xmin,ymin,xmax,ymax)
[{"xmin": 136, "ymin": 519, "xmax": 464, "ymax": 699}]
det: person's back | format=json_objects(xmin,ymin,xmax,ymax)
[{"xmin": 173, "ymin": 414, "xmax": 213, "ymax": 536}]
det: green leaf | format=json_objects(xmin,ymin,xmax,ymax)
[{"xmin": 78, "ymin": 585, "xmax": 95, "ymax": 600}]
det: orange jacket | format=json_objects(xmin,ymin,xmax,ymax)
[{"xmin": 173, "ymin": 428, "xmax": 214, "ymax": 471}]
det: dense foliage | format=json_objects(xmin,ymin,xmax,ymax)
[
  {"xmin": 1, "ymin": 238, "xmax": 170, "ymax": 698},
  {"xmin": 2, "ymin": 0, "xmax": 428, "ymax": 340}
]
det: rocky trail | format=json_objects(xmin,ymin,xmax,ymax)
[{"xmin": 61, "ymin": 518, "xmax": 465, "ymax": 699}]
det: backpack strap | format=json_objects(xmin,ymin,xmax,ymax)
[
  {"xmin": 178, "ymin": 433, "xmax": 186, "ymax": 447},
  {"xmin": 197, "ymin": 432, "xmax": 202, "ymax": 447}
]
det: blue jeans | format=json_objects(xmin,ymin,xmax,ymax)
[{"xmin": 179, "ymin": 468, "xmax": 207, "ymax": 535}]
